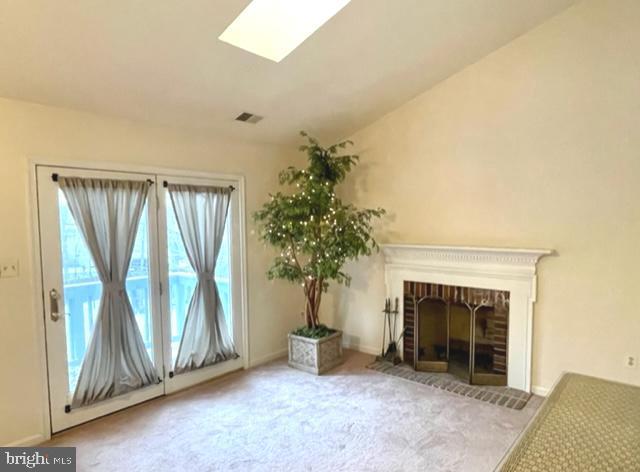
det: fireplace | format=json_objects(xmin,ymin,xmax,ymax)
[
  {"xmin": 381, "ymin": 244, "xmax": 551, "ymax": 393},
  {"xmin": 404, "ymin": 282, "xmax": 509, "ymax": 386}
]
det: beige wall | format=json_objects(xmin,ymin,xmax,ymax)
[
  {"xmin": 327, "ymin": 0, "xmax": 640, "ymax": 393},
  {"xmin": 0, "ymin": 98, "xmax": 299, "ymax": 445}
]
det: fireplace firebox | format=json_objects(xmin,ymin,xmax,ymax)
[{"xmin": 404, "ymin": 281, "xmax": 509, "ymax": 386}]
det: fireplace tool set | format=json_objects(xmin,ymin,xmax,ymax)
[{"xmin": 377, "ymin": 297, "xmax": 404, "ymax": 365}]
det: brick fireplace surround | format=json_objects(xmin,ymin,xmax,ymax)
[{"xmin": 381, "ymin": 244, "xmax": 551, "ymax": 392}]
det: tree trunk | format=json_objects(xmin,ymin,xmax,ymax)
[{"xmin": 304, "ymin": 277, "xmax": 322, "ymax": 328}]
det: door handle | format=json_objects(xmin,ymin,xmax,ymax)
[{"xmin": 49, "ymin": 289, "xmax": 62, "ymax": 322}]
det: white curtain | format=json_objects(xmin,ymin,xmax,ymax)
[
  {"xmin": 168, "ymin": 184, "xmax": 238, "ymax": 374},
  {"xmin": 58, "ymin": 177, "xmax": 159, "ymax": 407}
]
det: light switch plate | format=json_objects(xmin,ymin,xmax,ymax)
[{"xmin": 0, "ymin": 259, "xmax": 19, "ymax": 278}]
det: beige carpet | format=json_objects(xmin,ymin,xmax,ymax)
[
  {"xmin": 498, "ymin": 373, "xmax": 640, "ymax": 471},
  {"xmin": 44, "ymin": 350, "xmax": 541, "ymax": 471}
]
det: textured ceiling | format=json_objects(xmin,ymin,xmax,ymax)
[{"xmin": 0, "ymin": 0, "xmax": 576, "ymax": 144}]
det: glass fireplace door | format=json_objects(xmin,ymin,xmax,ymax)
[
  {"xmin": 416, "ymin": 299, "xmax": 448, "ymax": 372},
  {"xmin": 409, "ymin": 282, "xmax": 508, "ymax": 387}
]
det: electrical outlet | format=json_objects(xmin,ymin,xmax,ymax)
[
  {"xmin": 626, "ymin": 356, "xmax": 637, "ymax": 368},
  {"xmin": 0, "ymin": 259, "xmax": 19, "ymax": 278}
]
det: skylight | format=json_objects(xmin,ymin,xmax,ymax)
[{"xmin": 218, "ymin": 0, "xmax": 351, "ymax": 63}]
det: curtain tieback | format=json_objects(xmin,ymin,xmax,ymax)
[
  {"xmin": 103, "ymin": 281, "xmax": 126, "ymax": 296},
  {"xmin": 197, "ymin": 273, "xmax": 215, "ymax": 284}
]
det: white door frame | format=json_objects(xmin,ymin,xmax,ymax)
[{"xmin": 28, "ymin": 158, "xmax": 250, "ymax": 439}]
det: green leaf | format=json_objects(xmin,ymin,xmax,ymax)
[{"xmin": 291, "ymin": 324, "xmax": 336, "ymax": 339}]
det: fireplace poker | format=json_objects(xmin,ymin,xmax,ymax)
[
  {"xmin": 392, "ymin": 297, "xmax": 399, "ymax": 342},
  {"xmin": 380, "ymin": 297, "xmax": 402, "ymax": 365},
  {"xmin": 386, "ymin": 298, "xmax": 393, "ymax": 346},
  {"xmin": 380, "ymin": 299, "xmax": 388, "ymax": 357}
]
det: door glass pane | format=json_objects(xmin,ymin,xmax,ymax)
[
  {"xmin": 126, "ymin": 204, "xmax": 154, "ymax": 363},
  {"xmin": 166, "ymin": 201, "xmax": 232, "ymax": 365},
  {"xmin": 58, "ymin": 190, "xmax": 101, "ymax": 392},
  {"xmin": 215, "ymin": 225, "xmax": 232, "ymax": 328},
  {"xmin": 59, "ymin": 190, "xmax": 154, "ymax": 393}
]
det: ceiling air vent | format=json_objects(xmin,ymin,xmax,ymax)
[{"xmin": 235, "ymin": 112, "xmax": 263, "ymax": 124}]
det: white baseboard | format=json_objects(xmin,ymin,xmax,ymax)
[
  {"xmin": 4, "ymin": 434, "xmax": 47, "ymax": 447},
  {"xmin": 531, "ymin": 385, "xmax": 550, "ymax": 397},
  {"xmin": 341, "ymin": 336, "xmax": 379, "ymax": 356},
  {"xmin": 250, "ymin": 337, "xmax": 380, "ymax": 369},
  {"xmin": 249, "ymin": 348, "xmax": 288, "ymax": 368}
]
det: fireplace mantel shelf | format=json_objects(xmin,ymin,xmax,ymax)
[{"xmin": 381, "ymin": 244, "xmax": 552, "ymax": 277}]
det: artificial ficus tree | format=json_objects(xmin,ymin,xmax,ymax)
[{"xmin": 254, "ymin": 132, "xmax": 385, "ymax": 329}]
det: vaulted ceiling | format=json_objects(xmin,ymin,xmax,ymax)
[{"xmin": 0, "ymin": 0, "xmax": 576, "ymax": 144}]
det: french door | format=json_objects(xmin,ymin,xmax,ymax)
[
  {"xmin": 36, "ymin": 165, "xmax": 244, "ymax": 433},
  {"xmin": 156, "ymin": 174, "xmax": 244, "ymax": 394}
]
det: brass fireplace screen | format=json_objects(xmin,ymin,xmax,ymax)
[{"xmin": 403, "ymin": 281, "xmax": 509, "ymax": 386}]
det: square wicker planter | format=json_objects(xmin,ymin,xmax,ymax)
[{"xmin": 288, "ymin": 330, "xmax": 343, "ymax": 375}]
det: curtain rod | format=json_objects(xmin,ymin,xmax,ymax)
[
  {"xmin": 162, "ymin": 180, "xmax": 235, "ymax": 191},
  {"xmin": 49, "ymin": 173, "xmax": 234, "ymax": 191},
  {"xmin": 51, "ymin": 173, "xmax": 154, "ymax": 185}
]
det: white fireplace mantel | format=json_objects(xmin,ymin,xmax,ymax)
[{"xmin": 381, "ymin": 244, "xmax": 552, "ymax": 392}]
